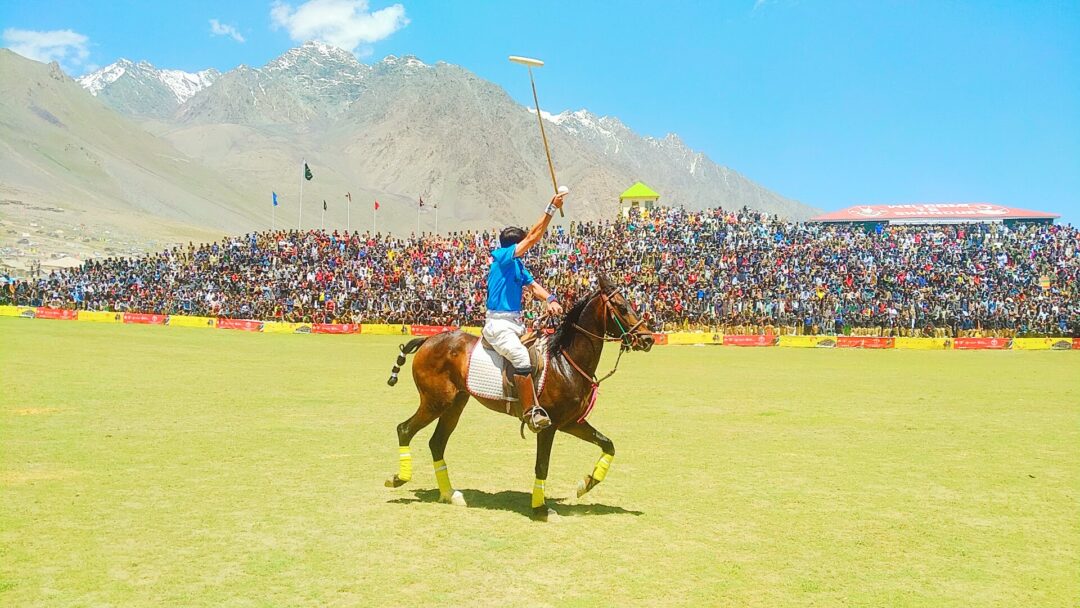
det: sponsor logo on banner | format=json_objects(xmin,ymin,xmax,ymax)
[
  {"xmin": 723, "ymin": 334, "xmax": 778, "ymax": 347},
  {"xmin": 217, "ymin": 319, "xmax": 264, "ymax": 332},
  {"xmin": 123, "ymin": 313, "xmax": 167, "ymax": 325},
  {"xmin": 35, "ymin": 307, "xmax": 78, "ymax": 320},
  {"xmin": 953, "ymin": 337, "xmax": 1012, "ymax": 350},
  {"xmin": 294, "ymin": 324, "xmax": 312, "ymax": 334},
  {"xmin": 410, "ymin": 325, "xmax": 458, "ymax": 337},
  {"xmin": 1051, "ymin": 339, "xmax": 1072, "ymax": 350},
  {"xmin": 837, "ymin": 336, "xmax": 895, "ymax": 349},
  {"xmin": 312, "ymin": 323, "xmax": 358, "ymax": 334},
  {"xmin": 19, "ymin": 308, "xmax": 36, "ymax": 318},
  {"xmin": 651, "ymin": 333, "xmax": 668, "ymax": 346},
  {"xmin": 816, "ymin": 338, "xmax": 837, "ymax": 348}
]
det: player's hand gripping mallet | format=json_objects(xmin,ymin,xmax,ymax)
[{"xmin": 509, "ymin": 55, "xmax": 565, "ymax": 216}]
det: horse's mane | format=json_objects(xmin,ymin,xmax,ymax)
[{"xmin": 551, "ymin": 290, "xmax": 598, "ymax": 351}]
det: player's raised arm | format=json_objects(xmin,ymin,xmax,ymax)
[{"xmin": 514, "ymin": 192, "xmax": 566, "ymax": 258}]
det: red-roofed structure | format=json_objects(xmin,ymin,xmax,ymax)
[{"xmin": 812, "ymin": 203, "xmax": 1059, "ymax": 224}]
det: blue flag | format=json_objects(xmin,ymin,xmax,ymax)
[{"xmin": 272, "ymin": 192, "xmax": 278, "ymax": 207}]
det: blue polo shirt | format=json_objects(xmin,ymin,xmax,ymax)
[{"xmin": 487, "ymin": 245, "xmax": 534, "ymax": 312}]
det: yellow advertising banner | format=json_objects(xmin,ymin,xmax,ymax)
[
  {"xmin": 460, "ymin": 326, "xmax": 483, "ymax": 336},
  {"xmin": 1012, "ymin": 337, "xmax": 1069, "ymax": 350},
  {"xmin": 0, "ymin": 305, "xmax": 31, "ymax": 317},
  {"xmin": 778, "ymin": 335, "xmax": 837, "ymax": 348},
  {"xmin": 166, "ymin": 315, "xmax": 217, "ymax": 329},
  {"xmin": 362, "ymin": 324, "xmax": 410, "ymax": 336},
  {"xmin": 262, "ymin": 321, "xmax": 311, "ymax": 334},
  {"xmin": 78, "ymin": 310, "xmax": 123, "ymax": 323},
  {"xmin": 893, "ymin": 337, "xmax": 951, "ymax": 350},
  {"xmin": 664, "ymin": 332, "xmax": 723, "ymax": 345}
]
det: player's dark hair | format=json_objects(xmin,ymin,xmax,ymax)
[{"xmin": 499, "ymin": 227, "xmax": 526, "ymax": 248}]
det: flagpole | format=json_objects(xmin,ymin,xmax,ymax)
[
  {"xmin": 434, "ymin": 204, "xmax": 438, "ymax": 234},
  {"xmin": 321, "ymin": 205, "xmax": 325, "ymax": 230},
  {"xmin": 373, "ymin": 202, "xmax": 376, "ymax": 234},
  {"xmin": 347, "ymin": 195, "xmax": 351, "ymax": 232},
  {"xmin": 297, "ymin": 158, "xmax": 304, "ymax": 230},
  {"xmin": 272, "ymin": 199, "xmax": 276, "ymax": 231}
]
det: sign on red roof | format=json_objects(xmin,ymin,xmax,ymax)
[{"xmin": 812, "ymin": 203, "xmax": 1059, "ymax": 223}]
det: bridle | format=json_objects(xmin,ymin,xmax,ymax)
[
  {"xmin": 571, "ymin": 288, "xmax": 648, "ymax": 351},
  {"xmin": 559, "ymin": 288, "xmax": 651, "ymax": 423}
]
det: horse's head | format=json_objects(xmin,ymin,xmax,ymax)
[{"xmin": 597, "ymin": 275, "xmax": 654, "ymax": 352}]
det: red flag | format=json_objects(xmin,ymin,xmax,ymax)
[{"xmin": 374, "ymin": 200, "xmax": 380, "ymax": 210}]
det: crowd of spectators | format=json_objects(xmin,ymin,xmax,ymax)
[{"xmin": 2, "ymin": 206, "xmax": 1078, "ymax": 336}]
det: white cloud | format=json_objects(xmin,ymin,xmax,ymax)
[
  {"xmin": 209, "ymin": 19, "xmax": 246, "ymax": 43},
  {"xmin": 2, "ymin": 28, "xmax": 90, "ymax": 73},
  {"xmin": 270, "ymin": 0, "xmax": 408, "ymax": 52}
]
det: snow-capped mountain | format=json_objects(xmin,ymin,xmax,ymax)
[
  {"xmin": 55, "ymin": 41, "xmax": 813, "ymax": 233},
  {"xmin": 78, "ymin": 59, "xmax": 219, "ymax": 117}
]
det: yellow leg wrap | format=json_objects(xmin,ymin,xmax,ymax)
[
  {"xmin": 433, "ymin": 459, "xmax": 452, "ymax": 497},
  {"xmin": 398, "ymin": 446, "xmax": 412, "ymax": 481},
  {"xmin": 531, "ymin": 478, "xmax": 546, "ymax": 509},
  {"xmin": 591, "ymin": 453, "xmax": 614, "ymax": 483}
]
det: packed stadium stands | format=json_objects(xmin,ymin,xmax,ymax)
[{"xmin": 2, "ymin": 206, "xmax": 1077, "ymax": 336}]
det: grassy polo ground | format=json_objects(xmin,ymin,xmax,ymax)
[{"xmin": 1, "ymin": 317, "xmax": 1078, "ymax": 607}]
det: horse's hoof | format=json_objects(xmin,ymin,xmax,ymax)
[
  {"xmin": 532, "ymin": 506, "xmax": 560, "ymax": 522},
  {"xmin": 578, "ymin": 477, "xmax": 596, "ymax": 496},
  {"xmin": 439, "ymin": 490, "xmax": 467, "ymax": 507},
  {"xmin": 385, "ymin": 475, "xmax": 409, "ymax": 488}
]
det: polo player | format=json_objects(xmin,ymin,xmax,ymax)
[{"xmin": 482, "ymin": 191, "xmax": 567, "ymax": 432}]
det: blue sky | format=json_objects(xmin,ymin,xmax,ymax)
[{"xmin": 2, "ymin": 0, "xmax": 1078, "ymax": 223}]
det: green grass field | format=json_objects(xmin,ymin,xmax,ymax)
[{"xmin": 1, "ymin": 317, "xmax": 1078, "ymax": 607}]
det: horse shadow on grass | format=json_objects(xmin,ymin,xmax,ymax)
[{"xmin": 388, "ymin": 488, "xmax": 645, "ymax": 519}]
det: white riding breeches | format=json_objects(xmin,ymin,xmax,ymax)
[{"xmin": 482, "ymin": 313, "xmax": 530, "ymax": 371}]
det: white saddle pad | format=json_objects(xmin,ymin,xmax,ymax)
[{"xmin": 466, "ymin": 338, "xmax": 550, "ymax": 401}]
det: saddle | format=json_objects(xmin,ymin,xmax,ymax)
[{"xmin": 481, "ymin": 331, "xmax": 546, "ymax": 402}]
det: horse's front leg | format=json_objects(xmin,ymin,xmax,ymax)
[
  {"xmin": 531, "ymin": 426, "xmax": 558, "ymax": 521},
  {"xmin": 559, "ymin": 421, "xmax": 614, "ymax": 497}
]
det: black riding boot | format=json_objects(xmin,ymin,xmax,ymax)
[{"xmin": 512, "ymin": 373, "xmax": 550, "ymax": 433}]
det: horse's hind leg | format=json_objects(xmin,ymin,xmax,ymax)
[
  {"xmin": 428, "ymin": 392, "xmax": 469, "ymax": 506},
  {"xmin": 559, "ymin": 421, "xmax": 615, "ymax": 497},
  {"xmin": 385, "ymin": 397, "xmax": 441, "ymax": 488}
]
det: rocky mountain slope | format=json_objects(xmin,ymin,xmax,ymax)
[
  {"xmin": 1, "ymin": 42, "xmax": 814, "ymax": 268},
  {"xmin": 0, "ymin": 50, "xmax": 259, "ymax": 266},
  {"xmin": 87, "ymin": 42, "xmax": 816, "ymax": 227}
]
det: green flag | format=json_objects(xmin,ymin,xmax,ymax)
[
  {"xmin": 304, "ymin": 163, "xmax": 313, "ymax": 181},
  {"xmin": 323, "ymin": 200, "xmax": 327, "ymax": 211}
]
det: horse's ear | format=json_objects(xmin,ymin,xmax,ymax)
[{"xmin": 597, "ymin": 274, "xmax": 612, "ymax": 292}]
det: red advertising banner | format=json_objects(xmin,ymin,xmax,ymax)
[
  {"xmin": 724, "ymin": 334, "xmax": 778, "ymax": 347},
  {"xmin": 837, "ymin": 336, "xmax": 895, "ymax": 349},
  {"xmin": 1074, "ymin": 338, "xmax": 1080, "ymax": 350},
  {"xmin": 123, "ymin": 313, "xmax": 167, "ymax": 325},
  {"xmin": 217, "ymin": 319, "xmax": 264, "ymax": 332},
  {"xmin": 953, "ymin": 337, "xmax": 1012, "ymax": 350},
  {"xmin": 312, "ymin": 323, "xmax": 359, "ymax": 334},
  {"xmin": 34, "ymin": 307, "xmax": 77, "ymax": 320},
  {"xmin": 410, "ymin": 325, "xmax": 457, "ymax": 337},
  {"xmin": 651, "ymin": 333, "xmax": 668, "ymax": 346}
]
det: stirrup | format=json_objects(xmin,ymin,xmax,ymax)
[{"xmin": 519, "ymin": 406, "xmax": 551, "ymax": 438}]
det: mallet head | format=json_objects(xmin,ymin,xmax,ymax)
[{"xmin": 509, "ymin": 56, "xmax": 544, "ymax": 68}]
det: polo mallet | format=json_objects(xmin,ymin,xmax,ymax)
[{"xmin": 509, "ymin": 55, "xmax": 565, "ymax": 216}]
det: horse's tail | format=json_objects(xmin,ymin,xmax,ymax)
[{"xmin": 387, "ymin": 338, "xmax": 427, "ymax": 386}]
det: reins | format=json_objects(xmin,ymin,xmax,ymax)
[{"xmin": 557, "ymin": 288, "xmax": 643, "ymax": 422}]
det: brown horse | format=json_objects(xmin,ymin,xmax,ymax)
[{"xmin": 384, "ymin": 275, "xmax": 654, "ymax": 520}]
